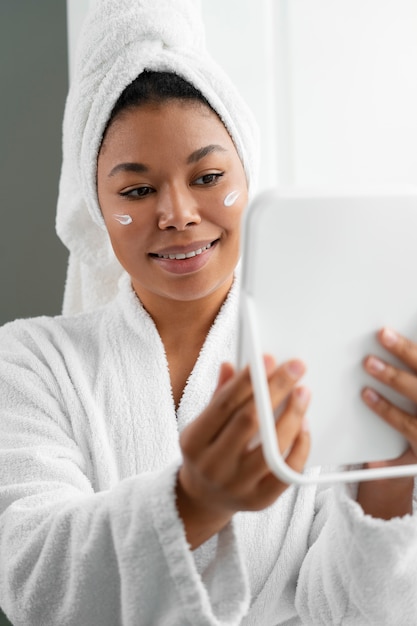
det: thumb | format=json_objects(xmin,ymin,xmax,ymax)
[{"xmin": 213, "ymin": 362, "xmax": 235, "ymax": 395}]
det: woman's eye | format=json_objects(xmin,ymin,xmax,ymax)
[
  {"xmin": 120, "ymin": 186, "xmax": 154, "ymax": 199},
  {"xmin": 193, "ymin": 172, "xmax": 224, "ymax": 186}
]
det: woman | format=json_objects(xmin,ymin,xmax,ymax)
[{"xmin": 1, "ymin": 2, "xmax": 417, "ymax": 624}]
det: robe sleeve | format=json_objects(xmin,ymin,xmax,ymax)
[
  {"xmin": 295, "ymin": 480, "xmax": 417, "ymax": 624},
  {"xmin": 0, "ymin": 324, "xmax": 250, "ymax": 626}
]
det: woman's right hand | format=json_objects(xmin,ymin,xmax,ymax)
[{"xmin": 176, "ymin": 356, "xmax": 311, "ymax": 549}]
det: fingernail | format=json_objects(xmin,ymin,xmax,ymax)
[
  {"xmin": 294, "ymin": 386, "xmax": 310, "ymax": 407},
  {"xmin": 263, "ymin": 354, "xmax": 276, "ymax": 373},
  {"xmin": 381, "ymin": 327, "xmax": 398, "ymax": 347},
  {"xmin": 286, "ymin": 360, "xmax": 305, "ymax": 379},
  {"xmin": 363, "ymin": 388, "xmax": 379, "ymax": 404},
  {"xmin": 367, "ymin": 356, "xmax": 386, "ymax": 374}
]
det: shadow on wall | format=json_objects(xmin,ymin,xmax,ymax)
[{"xmin": 0, "ymin": 0, "xmax": 69, "ymax": 326}]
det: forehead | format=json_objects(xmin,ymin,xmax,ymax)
[{"xmin": 99, "ymin": 100, "xmax": 238, "ymax": 161}]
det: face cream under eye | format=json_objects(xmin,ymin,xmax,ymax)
[
  {"xmin": 223, "ymin": 190, "xmax": 241, "ymax": 207},
  {"xmin": 113, "ymin": 214, "xmax": 133, "ymax": 225}
]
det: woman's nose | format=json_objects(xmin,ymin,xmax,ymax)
[{"xmin": 157, "ymin": 186, "xmax": 201, "ymax": 230}]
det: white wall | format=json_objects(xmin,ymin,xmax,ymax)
[
  {"xmin": 66, "ymin": 0, "xmax": 417, "ymax": 191},
  {"xmin": 66, "ymin": 0, "xmax": 93, "ymax": 81},
  {"xmin": 288, "ymin": 0, "xmax": 417, "ymax": 188},
  {"xmin": 201, "ymin": 0, "xmax": 284, "ymax": 189}
]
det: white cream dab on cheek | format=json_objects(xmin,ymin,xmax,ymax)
[
  {"xmin": 223, "ymin": 190, "xmax": 241, "ymax": 207},
  {"xmin": 113, "ymin": 214, "xmax": 133, "ymax": 225}
]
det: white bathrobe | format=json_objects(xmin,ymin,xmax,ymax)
[{"xmin": 1, "ymin": 274, "xmax": 417, "ymax": 626}]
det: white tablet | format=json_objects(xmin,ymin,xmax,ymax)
[{"xmin": 239, "ymin": 188, "xmax": 417, "ymax": 482}]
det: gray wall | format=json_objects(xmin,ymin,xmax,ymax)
[
  {"xmin": 0, "ymin": 0, "xmax": 69, "ymax": 327},
  {"xmin": 0, "ymin": 7, "xmax": 68, "ymax": 621}
]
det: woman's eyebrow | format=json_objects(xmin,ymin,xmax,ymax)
[
  {"xmin": 187, "ymin": 144, "xmax": 227, "ymax": 164},
  {"xmin": 107, "ymin": 145, "xmax": 227, "ymax": 177},
  {"xmin": 108, "ymin": 162, "xmax": 149, "ymax": 177}
]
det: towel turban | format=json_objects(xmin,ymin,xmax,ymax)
[{"xmin": 56, "ymin": 0, "xmax": 260, "ymax": 314}]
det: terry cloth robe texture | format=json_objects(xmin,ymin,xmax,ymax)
[{"xmin": 1, "ymin": 275, "xmax": 417, "ymax": 626}]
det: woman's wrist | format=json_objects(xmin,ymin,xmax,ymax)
[
  {"xmin": 175, "ymin": 474, "xmax": 233, "ymax": 550},
  {"xmin": 357, "ymin": 477, "xmax": 414, "ymax": 520}
]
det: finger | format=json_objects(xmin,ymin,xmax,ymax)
[
  {"xmin": 182, "ymin": 357, "xmax": 276, "ymax": 453},
  {"xmin": 193, "ymin": 362, "xmax": 310, "ymax": 483},
  {"xmin": 365, "ymin": 447, "xmax": 416, "ymax": 470},
  {"xmin": 379, "ymin": 327, "xmax": 417, "ymax": 372},
  {"xmin": 242, "ymin": 360, "xmax": 306, "ymax": 452},
  {"xmin": 206, "ymin": 402, "xmax": 260, "ymax": 471},
  {"xmin": 181, "ymin": 357, "xmax": 296, "ymax": 454},
  {"xmin": 240, "ymin": 386, "xmax": 310, "ymax": 483},
  {"xmin": 283, "ymin": 423, "xmax": 311, "ymax": 473},
  {"xmin": 244, "ymin": 428, "xmax": 311, "ymax": 510},
  {"xmin": 362, "ymin": 387, "xmax": 417, "ymax": 443},
  {"xmin": 212, "ymin": 360, "xmax": 307, "ymax": 464},
  {"xmin": 182, "ymin": 367, "xmax": 253, "ymax": 452},
  {"xmin": 213, "ymin": 355, "xmax": 277, "ymax": 417},
  {"xmin": 215, "ymin": 356, "xmax": 275, "ymax": 397},
  {"xmin": 364, "ymin": 355, "xmax": 417, "ymax": 404},
  {"xmin": 275, "ymin": 386, "xmax": 311, "ymax": 455},
  {"xmin": 266, "ymin": 359, "xmax": 306, "ymax": 411},
  {"xmin": 198, "ymin": 359, "xmax": 284, "ymax": 471},
  {"xmin": 213, "ymin": 362, "xmax": 236, "ymax": 396}
]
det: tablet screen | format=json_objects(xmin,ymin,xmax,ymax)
[{"xmin": 240, "ymin": 190, "xmax": 417, "ymax": 467}]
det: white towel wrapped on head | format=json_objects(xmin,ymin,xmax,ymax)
[{"xmin": 56, "ymin": 0, "xmax": 260, "ymax": 314}]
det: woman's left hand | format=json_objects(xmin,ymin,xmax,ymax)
[{"xmin": 357, "ymin": 327, "xmax": 417, "ymax": 519}]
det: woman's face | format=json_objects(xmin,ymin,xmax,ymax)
[{"xmin": 97, "ymin": 100, "xmax": 248, "ymax": 310}]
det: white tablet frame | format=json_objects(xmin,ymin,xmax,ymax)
[{"xmin": 239, "ymin": 188, "xmax": 417, "ymax": 484}]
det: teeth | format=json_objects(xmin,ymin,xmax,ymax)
[{"xmin": 157, "ymin": 242, "xmax": 212, "ymax": 260}]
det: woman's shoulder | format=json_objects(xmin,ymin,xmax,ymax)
[{"xmin": 0, "ymin": 303, "xmax": 114, "ymax": 357}]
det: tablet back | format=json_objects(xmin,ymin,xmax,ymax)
[{"xmin": 239, "ymin": 189, "xmax": 417, "ymax": 468}]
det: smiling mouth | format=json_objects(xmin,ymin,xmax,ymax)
[{"xmin": 150, "ymin": 240, "xmax": 218, "ymax": 260}]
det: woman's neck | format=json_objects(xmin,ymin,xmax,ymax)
[{"xmin": 134, "ymin": 278, "xmax": 234, "ymax": 409}]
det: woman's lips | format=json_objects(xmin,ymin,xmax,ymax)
[
  {"xmin": 153, "ymin": 241, "xmax": 214, "ymax": 260},
  {"xmin": 149, "ymin": 239, "xmax": 218, "ymax": 274}
]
